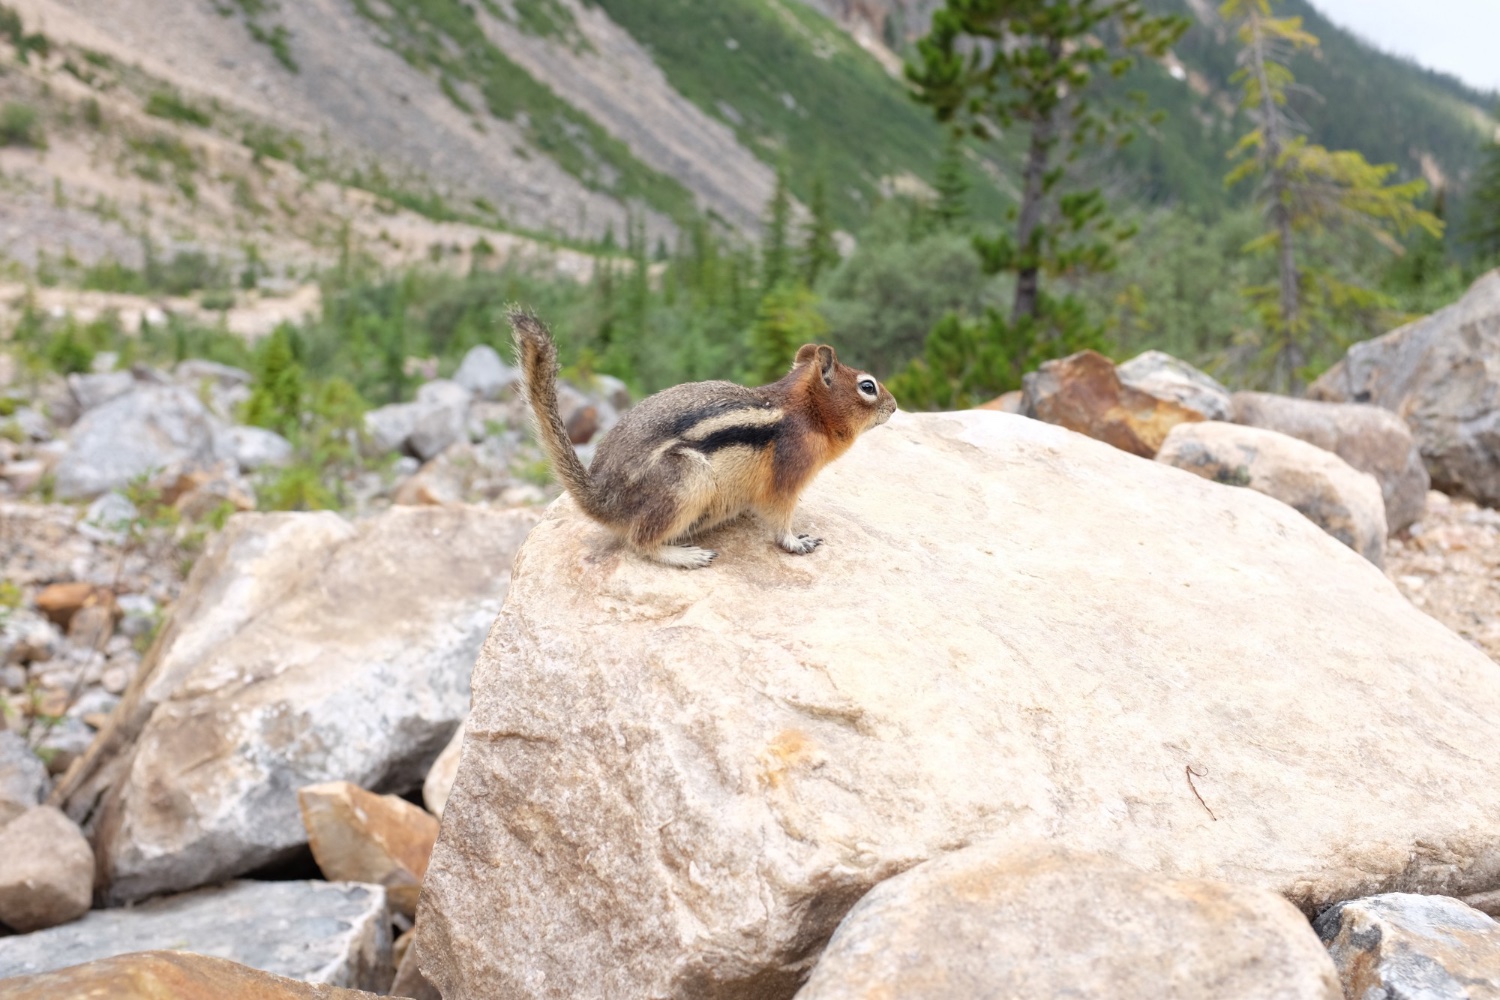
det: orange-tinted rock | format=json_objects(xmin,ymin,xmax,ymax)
[
  {"xmin": 298, "ymin": 782, "xmax": 440, "ymax": 919},
  {"xmin": 975, "ymin": 391, "xmax": 1024, "ymax": 414},
  {"xmin": 0, "ymin": 950, "xmax": 383, "ymax": 1000},
  {"xmin": 34, "ymin": 583, "xmax": 108, "ymax": 630},
  {"xmin": 566, "ymin": 404, "xmax": 600, "ymax": 445},
  {"xmin": 1021, "ymin": 350, "xmax": 1204, "ymax": 458}
]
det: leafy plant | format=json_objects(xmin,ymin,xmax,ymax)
[
  {"xmin": 145, "ymin": 92, "xmax": 212, "ymax": 127},
  {"xmin": 0, "ymin": 102, "xmax": 43, "ymax": 148}
]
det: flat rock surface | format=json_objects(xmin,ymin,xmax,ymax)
[
  {"xmin": 418, "ymin": 410, "xmax": 1500, "ymax": 1000},
  {"xmin": 1316, "ymin": 893, "xmax": 1500, "ymax": 1000},
  {"xmin": 0, "ymin": 950, "xmax": 384, "ymax": 1000},
  {"xmin": 795, "ymin": 843, "xmax": 1340, "ymax": 1000},
  {"xmin": 0, "ymin": 880, "xmax": 392, "ymax": 990},
  {"xmin": 58, "ymin": 505, "xmax": 539, "ymax": 904}
]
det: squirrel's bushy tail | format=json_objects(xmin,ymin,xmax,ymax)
[{"xmin": 508, "ymin": 308, "xmax": 607, "ymax": 520}]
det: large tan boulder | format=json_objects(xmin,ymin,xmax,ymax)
[
  {"xmin": 417, "ymin": 411, "xmax": 1500, "ymax": 1000},
  {"xmin": 299, "ymin": 781, "xmax": 440, "ymax": 919},
  {"xmin": 0, "ymin": 951, "xmax": 383, "ymax": 1000},
  {"xmin": 1157, "ymin": 421, "xmax": 1387, "ymax": 566},
  {"xmin": 1021, "ymin": 349, "xmax": 1204, "ymax": 457},
  {"xmin": 794, "ymin": 843, "xmax": 1340, "ymax": 1000},
  {"xmin": 1232, "ymin": 391, "xmax": 1429, "ymax": 533},
  {"xmin": 1315, "ymin": 894, "xmax": 1500, "ymax": 999},
  {"xmin": 1310, "ymin": 269, "xmax": 1500, "ymax": 506},
  {"xmin": 52, "ymin": 505, "xmax": 540, "ymax": 905}
]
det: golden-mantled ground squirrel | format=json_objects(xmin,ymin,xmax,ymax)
[{"xmin": 510, "ymin": 308, "xmax": 897, "ymax": 568}]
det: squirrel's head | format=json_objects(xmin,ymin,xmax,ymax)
[{"xmin": 792, "ymin": 343, "xmax": 898, "ymax": 433}]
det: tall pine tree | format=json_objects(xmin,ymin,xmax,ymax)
[
  {"xmin": 761, "ymin": 165, "xmax": 792, "ymax": 292},
  {"xmin": 1223, "ymin": 0, "xmax": 1442, "ymax": 391},
  {"xmin": 1468, "ymin": 113, "xmax": 1500, "ymax": 263},
  {"xmin": 908, "ymin": 0, "xmax": 1186, "ymax": 325},
  {"xmin": 800, "ymin": 172, "xmax": 839, "ymax": 287},
  {"xmin": 932, "ymin": 131, "xmax": 969, "ymax": 230}
]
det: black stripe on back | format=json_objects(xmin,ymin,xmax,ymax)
[
  {"xmin": 667, "ymin": 401, "xmax": 742, "ymax": 436},
  {"xmin": 687, "ymin": 421, "xmax": 780, "ymax": 454}
]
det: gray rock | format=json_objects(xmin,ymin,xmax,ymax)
[
  {"xmin": 0, "ymin": 880, "xmax": 393, "ymax": 990},
  {"xmin": 222, "ymin": 425, "xmax": 294, "ymax": 472},
  {"xmin": 115, "ymin": 594, "xmax": 158, "ymax": 639},
  {"xmin": 3, "ymin": 613, "xmax": 62, "ymax": 665},
  {"xmin": 363, "ymin": 402, "xmax": 426, "ymax": 456},
  {"xmin": 176, "ymin": 359, "xmax": 253, "ymax": 387},
  {"xmin": 56, "ymin": 505, "xmax": 540, "ymax": 904},
  {"xmin": 53, "ymin": 386, "xmax": 223, "ymax": 499},
  {"xmin": 1310, "ymin": 269, "xmax": 1500, "ymax": 506},
  {"xmin": 1316, "ymin": 893, "xmax": 1500, "ymax": 1000},
  {"xmin": 417, "ymin": 411, "xmax": 1500, "ymax": 1000},
  {"xmin": 9, "ymin": 407, "xmax": 52, "ymax": 442},
  {"xmin": 1116, "ymin": 350, "xmax": 1232, "ymax": 421},
  {"xmin": 795, "ymin": 843, "xmax": 1340, "ymax": 1000},
  {"xmin": 1157, "ymin": 421, "xmax": 1388, "ymax": 566},
  {"xmin": 1232, "ymin": 391, "xmax": 1429, "ymax": 533},
  {"xmin": 77, "ymin": 491, "xmax": 139, "ymax": 544},
  {"xmin": 0, "ymin": 732, "xmax": 49, "ymax": 810},
  {"xmin": 409, "ymin": 381, "xmax": 473, "ymax": 461},
  {"xmin": 67, "ymin": 371, "xmax": 136, "ymax": 412},
  {"xmin": 0, "ymin": 806, "xmax": 94, "ymax": 932},
  {"xmin": 35, "ymin": 717, "xmax": 94, "ymax": 776},
  {"xmin": 592, "ymin": 373, "xmax": 632, "ymax": 412},
  {"xmin": 408, "ymin": 405, "xmax": 466, "ymax": 463},
  {"xmin": 452, "ymin": 345, "xmax": 517, "ymax": 401}
]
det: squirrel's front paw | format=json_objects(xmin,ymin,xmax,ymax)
[{"xmin": 778, "ymin": 533, "xmax": 823, "ymax": 555}]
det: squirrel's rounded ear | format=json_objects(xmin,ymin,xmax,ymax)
[
  {"xmin": 815, "ymin": 346, "xmax": 836, "ymax": 386},
  {"xmin": 794, "ymin": 344, "xmax": 820, "ymax": 366}
]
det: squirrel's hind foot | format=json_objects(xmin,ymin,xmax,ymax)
[{"xmin": 649, "ymin": 544, "xmax": 718, "ymax": 569}]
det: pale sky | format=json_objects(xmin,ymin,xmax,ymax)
[{"xmin": 1312, "ymin": 0, "xmax": 1500, "ymax": 95}]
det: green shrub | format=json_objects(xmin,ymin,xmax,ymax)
[
  {"xmin": 242, "ymin": 326, "xmax": 306, "ymax": 437},
  {"xmin": 0, "ymin": 103, "xmax": 43, "ymax": 148},
  {"xmin": 145, "ymin": 92, "xmax": 212, "ymax": 127}
]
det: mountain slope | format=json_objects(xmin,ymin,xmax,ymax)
[{"xmin": 1, "ymin": 0, "xmax": 1495, "ymax": 286}]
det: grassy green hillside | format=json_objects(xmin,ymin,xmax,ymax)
[{"xmin": 582, "ymin": 0, "xmax": 1003, "ymax": 226}]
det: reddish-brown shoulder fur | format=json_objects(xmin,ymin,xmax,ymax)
[{"xmin": 762, "ymin": 344, "xmax": 890, "ymax": 502}]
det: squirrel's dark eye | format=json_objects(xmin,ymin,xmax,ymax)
[{"xmin": 858, "ymin": 378, "xmax": 876, "ymax": 396}]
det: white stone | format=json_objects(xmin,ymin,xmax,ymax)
[{"xmin": 452, "ymin": 345, "xmax": 518, "ymax": 401}]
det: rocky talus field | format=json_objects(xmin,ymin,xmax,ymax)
[{"xmin": 0, "ymin": 271, "xmax": 1499, "ymax": 998}]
